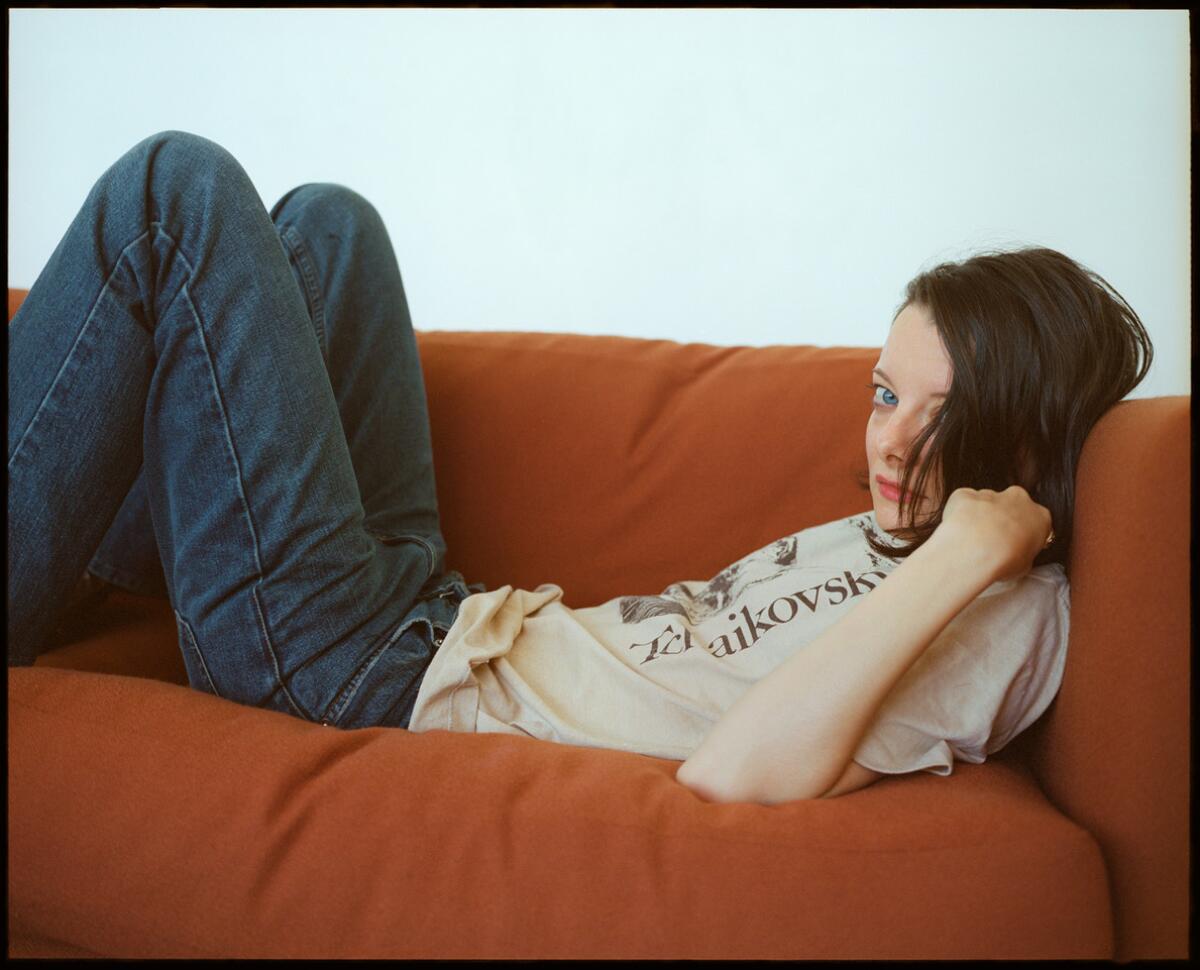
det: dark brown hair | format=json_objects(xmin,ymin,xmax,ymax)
[{"xmin": 860, "ymin": 246, "xmax": 1154, "ymax": 570}]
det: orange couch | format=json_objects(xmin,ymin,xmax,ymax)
[{"xmin": 7, "ymin": 286, "xmax": 1189, "ymax": 959}]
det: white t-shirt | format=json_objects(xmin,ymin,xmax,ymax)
[{"xmin": 408, "ymin": 511, "xmax": 1070, "ymax": 776}]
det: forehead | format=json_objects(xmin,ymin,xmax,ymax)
[{"xmin": 876, "ymin": 303, "xmax": 953, "ymax": 393}]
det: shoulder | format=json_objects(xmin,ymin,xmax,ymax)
[
  {"xmin": 958, "ymin": 562, "xmax": 1070, "ymax": 657},
  {"xmin": 1020, "ymin": 563, "xmax": 1070, "ymax": 616},
  {"xmin": 982, "ymin": 561, "xmax": 1069, "ymax": 603}
]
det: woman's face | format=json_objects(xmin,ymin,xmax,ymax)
[{"xmin": 865, "ymin": 302, "xmax": 954, "ymax": 534}]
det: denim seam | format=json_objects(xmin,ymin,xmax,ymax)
[
  {"xmin": 147, "ymin": 222, "xmax": 197, "ymax": 321},
  {"xmin": 250, "ymin": 584, "xmax": 310, "ymax": 720},
  {"xmin": 279, "ymin": 224, "xmax": 327, "ymax": 356},
  {"xmin": 371, "ymin": 531, "xmax": 437, "ymax": 580},
  {"xmin": 174, "ymin": 609, "xmax": 218, "ymax": 695},
  {"xmin": 7, "ymin": 228, "xmax": 157, "ymax": 471},
  {"xmin": 409, "ymin": 533, "xmax": 437, "ymax": 579},
  {"xmin": 177, "ymin": 284, "xmax": 308, "ymax": 721},
  {"xmin": 376, "ymin": 635, "xmax": 439, "ymax": 727},
  {"xmin": 320, "ymin": 614, "xmax": 432, "ymax": 726}
]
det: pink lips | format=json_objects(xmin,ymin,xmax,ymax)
[{"xmin": 876, "ymin": 475, "xmax": 916, "ymax": 504}]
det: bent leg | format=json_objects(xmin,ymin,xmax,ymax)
[
  {"xmin": 268, "ymin": 182, "xmax": 447, "ymax": 569},
  {"xmin": 266, "ymin": 184, "xmax": 478, "ymax": 728},
  {"xmin": 85, "ymin": 185, "xmax": 447, "ymax": 600},
  {"xmin": 8, "ymin": 131, "xmax": 443, "ymax": 727}
]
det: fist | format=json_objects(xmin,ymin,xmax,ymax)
[{"xmin": 937, "ymin": 485, "xmax": 1054, "ymax": 585}]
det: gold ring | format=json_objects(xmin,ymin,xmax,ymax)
[{"xmin": 1043, "ymin": 528, "xmax": 1056, "ymax": 549}]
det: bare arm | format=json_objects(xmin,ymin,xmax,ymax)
[{"xmin": 675, "ymin": 486, "xmax": 1052, "ymax": 805}]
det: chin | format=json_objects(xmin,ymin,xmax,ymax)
[
  {"xmin": 870, "ymin": 494, "xmax": 929, "ymax": 536},
  {"xmin": 872, "ymin": 508, "xmax": 902, "ymax": 535}
]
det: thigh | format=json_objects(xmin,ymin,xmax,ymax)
[
  {"xmin": 86, "ymin": 186, "xmax": 449, "ymax": 614},
  {"xmin": 268, "ymin": 184, "xmax": 448, "ymax": 577}
]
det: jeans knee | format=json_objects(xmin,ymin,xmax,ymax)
[
  {"xmin": 271, "ymin": 183, "xmax": 387, "ymax": 244},
  {"xmin": 106, "ymin": 130, "xmax": 256, "ymax": 212}
]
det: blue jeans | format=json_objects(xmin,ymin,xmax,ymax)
[{"xmin": 7, "ymin": 129, "xmax": 482, "ymax": 729}]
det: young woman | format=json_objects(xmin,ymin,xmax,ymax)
[{"xmin": 7, "ymin": 131, "xmax": 1152, "ymax": 805}]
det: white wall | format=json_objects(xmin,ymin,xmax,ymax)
[{"xmin": 8, "ymin": 7, "xmax": 1190, "ymax": 398}]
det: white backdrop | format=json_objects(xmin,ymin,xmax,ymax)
[{"xmin": 8, "ymin": 7, "xmax": 1190, "ymax": 398}]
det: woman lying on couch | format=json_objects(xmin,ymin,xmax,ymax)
[{"xmin": 6, "ymin": 131, "xmax": 1153, "ymax": 805}]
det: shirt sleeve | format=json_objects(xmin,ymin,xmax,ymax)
[{"xmin": 850, "ymin": 564, "xmax": 1071, "ymax": 777}]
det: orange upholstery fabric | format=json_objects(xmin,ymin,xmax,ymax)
[
  {"xmin": 6, "ymin": 288, "xmax": 1189, "ymax": 958},
  {"xmin": 1014, "ymin": 394, "xmax": 1191, "ymax": 957},
  {"xmin": 418, "ymin": 331, "xmax": 883, "ymax": 606}
]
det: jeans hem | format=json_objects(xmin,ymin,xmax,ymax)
[{"xmin": 86, "ymin": 558, "xmax": 167, "ymax": 599}]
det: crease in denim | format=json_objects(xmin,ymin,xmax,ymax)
[
  {"xmin": 7, "ymin": 228, "xmax": 155, "ymax": 470},
  {"xmin": 146, "ymin": 223, "xmax": 197, "ymax": 323},
  {"xmin": 279, "ymin": 224, "xmax": 327, "ymax": 356},
  {"xmin": 179, "ymin": 283, "xmax": 307, "ymax": 719},
  {"xmin": 251, "ymin": 584, "xmax": 308, "ymax": 719},
  {"xmin": 321, "ymin": 609, "xmax": 423, "ymax": 726}
]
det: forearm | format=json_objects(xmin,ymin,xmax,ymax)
[{"xmin": 676, "ymin": 531, "xmax": 997, "ymax": 804}]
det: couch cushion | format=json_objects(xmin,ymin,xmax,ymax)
[{"xmin": 10, "ymin": 664, "xmax": 1111, "ymax": 959}]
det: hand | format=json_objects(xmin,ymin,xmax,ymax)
[{"xmin": 934, "ymin": 485, "xmax": 1054, "ymax": 585}]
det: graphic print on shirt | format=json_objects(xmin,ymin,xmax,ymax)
[
  {"xmin": 618, "ymin": 514, "xmax": 895, "ymax": 665},
  {"xmin": 618, "ymin": 535, "xmax": 799, "ymax": 625},
  {"xmin": 851, "ymin": 514, "xmax": 895, "ymax": 570}
]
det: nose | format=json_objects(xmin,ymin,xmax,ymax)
[{"xmin": 877, "ymin": 410, "xmax": 926, "ymax": 466}]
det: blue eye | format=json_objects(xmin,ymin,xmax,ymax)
[{"xmin": 869, "ymin": 383, "xmax": 898, "ymax": 407}]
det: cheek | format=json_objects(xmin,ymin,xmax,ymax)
[{"xmin": 864, "ymin": 412, "xmax": 880, "ymax": 455}]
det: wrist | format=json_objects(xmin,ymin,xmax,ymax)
[{"xmin": 919, "ymin": 522, "xmax": 1004, "ymax": 590}]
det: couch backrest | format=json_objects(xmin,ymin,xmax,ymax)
[{"xmin": 416, "ymin": 329, "xmax": 879, "ymax": 604}]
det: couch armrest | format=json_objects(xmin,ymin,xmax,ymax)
[{"xmin": 1006, "ymin": 395, "xmax": 1190, "ymax": 959}]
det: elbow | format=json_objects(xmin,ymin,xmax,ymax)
[
  {"xmin": 675, "ymin": 757, "xmax": 749, "ymax": 804},
  {"xmin": 675, "ymin": 758, "xmax": 830, "ymax": 805}
]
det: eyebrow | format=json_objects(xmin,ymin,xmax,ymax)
[{"xmin": 872, "ymin": 367, "xmax": 947, "ymax": 399}]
